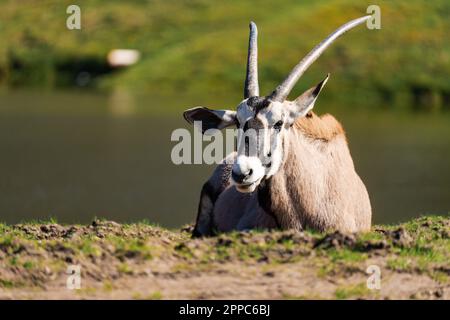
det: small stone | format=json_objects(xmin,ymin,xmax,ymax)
[
  {"xmin": 314, "ymin": 231, "xmax": 356, "ymax": 249},
  {"xmin": 257, "ymin": 255, "xmax": 269, "ymax": 263},
  {"xmin": 363, "ymin": 239, "xmax": 390, "ymax": 251},
  {"xmin": 160, "ymin": 237, "xmax": 171, "ymax": 245},
  {"xmin": 389, "ymin": 228, "xmax": 413, "ymax": 247},
  {"xmin": 264, "ymin": 271, "xmax": 275, "ymax": 277},
  {"xmin": 217, "ymin": 237, "xmax": 233, "ymax": 247},
  {"xmin": 435, "ymin": 288, "xmax": 444, "ymax": 298},
  {"xmin": 180, "ymin": 224, "xmax": 194, "ymax": 233},
  {"xmin": 44, "ymin": 266, "xmax": 52, "ymax": 275},
  {"xmin": 240, "ymin": 238, "xmax": 250, "ymax": 245}
]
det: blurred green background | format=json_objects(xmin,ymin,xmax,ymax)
[
  {"xmin": 0, "ymin": 0, "xmax": 448, "ymax": 227},
  {"xmin": 0, "ymin": 0, "xmax": 448, "ymax": 111}
]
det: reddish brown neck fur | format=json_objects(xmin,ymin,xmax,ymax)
[{"xmin": 294, "ymin": 112, "xmax": 345, "ymax": 142}]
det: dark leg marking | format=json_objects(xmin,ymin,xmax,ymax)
[{"xmin": 192, "ymin": 182, "xmax": 218, "ymax": 238}]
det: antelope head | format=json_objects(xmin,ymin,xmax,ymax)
[{"xmin": 184, "ymin": 16, "xmax": 370, "ymax": 193}]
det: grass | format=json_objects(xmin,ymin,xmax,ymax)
[
  {"xmin": 0, "ymin": 279, "xmax": 16, "ymax": 289},
  {"xmin": 335, "ymin": 283, "xmax": 371, "ymax": 299},
  {"xmin": 0, "ymin": 215, "xmax": 447, "ymax": 298},
  {"xmin": 146, "ymin": 291, "xmax": 163, "ymax": 300},
  {"xmin": 131, "ymin": 291, "xmax": 163, "ymax": 300},
  {"xmin": 102, "ymin": 281, "xmax": 115, "ymax": 292},
  {"xmin": 117, "ymin": 263, "xmax": 133, "ymax": 275},
  {"xmin": 387, "ymin": 257, "xmax": 414, "ymax": 272},
  {"xmin": 0, "ymin": 0, "xmax": 448, "ymax": 111},
  {"xmin": 18, "ymin": 217, "xmax": 59, "ymax": 226},
  {"xmin": 22, "ymin": 261, "xmax": 34, "ymax": 270},
  {"xmin": 326, "ymin": 248, "xmax": 367, "ymax": 263}
]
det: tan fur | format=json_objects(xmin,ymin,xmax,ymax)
[
  {"xmin": 193, "ymin": 112, "xmax": 371, "ymax": 236},
  {"xmin": 294, "ymin": 112, "xmax": 345, "ymax": 142},
  {"xmin": 266, "ymin": 128, "xmax": 371, "ymax": 233}
]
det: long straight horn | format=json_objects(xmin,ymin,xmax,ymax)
[
  {"xmin": 270, "ymin": 15, "xmax": 371, "ymax": 102},
  {"xmin": 244, "ymin": 21, "xmax": 259, "ymax": 98}
]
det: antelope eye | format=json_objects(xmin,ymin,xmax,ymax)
[{"xmin": 274, "ymin": 120, "xmax": 283, "ymax": 131}]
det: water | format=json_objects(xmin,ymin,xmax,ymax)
[{"xmin": 0, "ymin": 90, "xmax": 449, "ymax": 227}]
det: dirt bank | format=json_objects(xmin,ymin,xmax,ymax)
[{"xmin": 0, "ymin": 216, "xmax": 448, "ymax": 299}]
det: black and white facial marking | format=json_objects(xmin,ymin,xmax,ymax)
[
  {"xmin": 183, "ymin": 75, "xmax": 330, "ymax": 193},
  {"xmin": 231, "ymin": 97, "xmax": 289, "ymax": 193}
]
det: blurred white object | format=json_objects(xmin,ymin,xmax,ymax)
[{"xmin": 107, "ymin": 49, "xmax": 140, "ymax": 67}]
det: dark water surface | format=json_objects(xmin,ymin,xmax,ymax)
[{"xmin": 0, "ymin": 90, "xmax": 449, "ymax": 227}]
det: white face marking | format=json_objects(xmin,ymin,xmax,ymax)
[
  {"xmin": 232, "ymin": 99, "xmax": 288, "ymax": 193},
  {"xmin": 255, "ymin": 101, "xmax": 286, "ymax": 178},
  {"xmin": 232, "ymin": 155, "xmax": 265, "ymax": 193},
  {"xmin": 221, "ymin": 110, "xmax": 237, "ymax": 123},
  {"xmin": 258, "ymin": 101, "xmax": 284, "ymax": 125},
  {"xmin": 236, "ymin": 99, "xmax": 255, "ymax": 126}
]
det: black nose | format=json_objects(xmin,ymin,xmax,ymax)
[{"xmin": 232, "ymin": 169, "xmax": 253, "ymax": 183}]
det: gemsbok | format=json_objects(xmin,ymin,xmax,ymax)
[{"xmin": 184, "ymin": 16, "xmax": 372, "ymax": 237}]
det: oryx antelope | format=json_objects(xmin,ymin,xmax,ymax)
[{"xmin": 184, "ymin": 16, "xmax": 372, "ymax": 237}]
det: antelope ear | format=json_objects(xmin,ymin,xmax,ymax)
[
  {"xmin": 183, "ymin": 107, "xmax": 237, "ymax": 133},
  {"xmin": 286, "ymin": 74, "xmax": 329, "ymax": 123}
]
